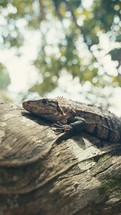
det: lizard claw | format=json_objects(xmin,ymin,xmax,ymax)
[{"xmin": 52, "ymin": 123, "xmax": 72, "ymax": 134}]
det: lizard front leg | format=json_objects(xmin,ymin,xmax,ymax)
[
  {"xmin": 54, "ymin": 116, "xmax": 87, "ymax": 143},
  {"xmin": 68, "ymin": 116, "xmax": 87, "ymax": 133},
  {"xmin": 54, "ymin": 116, "xmax": 87, "ymax": 133}
]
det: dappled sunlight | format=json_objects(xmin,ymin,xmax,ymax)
[{"xmin": 0, "ymin": 0, "xmax": 121, "ymax": 115}]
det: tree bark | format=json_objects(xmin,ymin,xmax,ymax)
[{"xmin": 0, "ymin": 100, "xmax": 121, "ymax": 215}]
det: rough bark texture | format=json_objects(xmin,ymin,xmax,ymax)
[{"xmin": 0, "ymin": 100, "xmax": 121, "ymax": 215}]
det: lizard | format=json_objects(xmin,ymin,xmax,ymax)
[{"xmin": 22, "ymin": 96, "xmax": 121, "ymax": 143}]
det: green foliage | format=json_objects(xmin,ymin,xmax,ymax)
[
  {"xmin": 0, "ymin": 0, "xmax": 40, "ymax": 48},
  {"xmin": 92, "ymin": 0, "xmax": 120, "ymax": 31},
  {"xmin": 0, "ymin": 0, "xmax": 121, "ymax": 100},
  {"xmin": 109, "ymin": 48, "xmax": 121, "ymax": 62}
]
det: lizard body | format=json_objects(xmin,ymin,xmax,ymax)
[{"xmin": 22, "ymin": 97, "xmax": 121, "ymax": 143}]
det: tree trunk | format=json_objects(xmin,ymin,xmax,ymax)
[{"xmin": 0, "ymin": 100, "xmax": 121, "ymax": 215}]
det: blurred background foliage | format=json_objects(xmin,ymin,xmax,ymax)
[
  {"xmin": 0, "ymin": 0, "xmax": 121, "ymax": 106},
  {"xmin": 0, "ymin": 63, "xmax": 11, "ymax": 101}
]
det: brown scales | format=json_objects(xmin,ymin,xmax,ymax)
[{"xmin": 22, "ymin": 96, "xmax": 121, "ymax": 143}]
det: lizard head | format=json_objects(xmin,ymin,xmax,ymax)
[{"xmin": 22, "ymin": 97, "xmax": 75, "ymax": 123}]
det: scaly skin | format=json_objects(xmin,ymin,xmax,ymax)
[{"xmin": 22, "ymin": 97, "xmax": 121, "ymax": 143}]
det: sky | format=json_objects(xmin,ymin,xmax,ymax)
[{"xmin": 0, "ymin": 31, "xmax": 39, "ymax": 93}]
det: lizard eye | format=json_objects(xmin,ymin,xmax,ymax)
[{"xmin": 42, "ymin": 98, "xmax": 48, "ymax": 104}]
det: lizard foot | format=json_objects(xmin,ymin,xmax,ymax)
[{"xmin": 52, "ymin": 123, "xmax": 72, "ymax": 134}]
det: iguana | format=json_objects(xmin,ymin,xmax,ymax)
[{"xmin": 22, "ymin": 96, "xmax": 121, "ymax": 143}]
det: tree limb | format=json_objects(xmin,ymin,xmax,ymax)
[{"xmin": 0, "ymin": 101, "xmax": 121, "ymax": 215}]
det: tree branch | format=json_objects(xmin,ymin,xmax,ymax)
[{"xmin": 0, "ymin": 101, "xmax": 121, "ymax": 215}]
